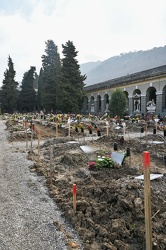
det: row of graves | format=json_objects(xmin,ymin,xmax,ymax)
[
  {"xmin": 3, "ymin": 113, "xmax": 166, "ymax": 249},
  {"xmin": 4, "ymin": 113, "xmax": 166, "ymax": 162}
]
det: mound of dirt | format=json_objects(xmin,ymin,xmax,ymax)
[{"xmin": 7, "ymin": 119, "xmax": 166, "ymax": 250}]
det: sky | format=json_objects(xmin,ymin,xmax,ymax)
[{"xmin": 0, "ymin": 0, "xmax": 166, "ymax": 85}]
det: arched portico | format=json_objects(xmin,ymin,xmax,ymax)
[{"xmin": 84, "ymin": 65, "xmax": 166, "ymax": 116}]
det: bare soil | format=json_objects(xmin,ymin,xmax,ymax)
[{"xmin": 6, "ymin": 119, "xmax": 166, "ymax": 250}]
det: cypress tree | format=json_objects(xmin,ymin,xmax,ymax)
[
  {"xmin": 41, "ymin": 40, "xmax": 61, "ymax": 113},
  {"xmin": 60, "ymin": 40, "xmax": 86, "ymax": 113},
  {"xmin": 1, "ymin": 56, "xmax": 19, "ymax": 113},
  {"xmin": 19, "ymin": 66, "xmax": 36, "ymax": 112}
]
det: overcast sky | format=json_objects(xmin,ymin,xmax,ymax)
[{"xmin": 0, "ymin": 0, "xmax": 166, "ymax": 85}]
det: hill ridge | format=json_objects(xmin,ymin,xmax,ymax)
[{"xmin": 80, "ymin": 46, "xmax": 166, "ymax": 86}]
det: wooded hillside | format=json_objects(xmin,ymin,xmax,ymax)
[{"xmin": 80, "ymin": 46, "xmax": 166, "ymax": 86}]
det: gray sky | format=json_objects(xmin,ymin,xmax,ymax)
[{"xmin": 0, "ymin": 0, "xmax": 166, "ymax": 85}]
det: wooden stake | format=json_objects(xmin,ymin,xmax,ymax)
[
  {"xmin": 145, "ymin": 123, "xmax": 148, "ymax": 146},
  {"xmin": 73, "ymin": 184, "xmax": 77, "ymax": 212},
  {"xmin": 56, "ymin": 122, "xmax": 59, "ymax": 137},
  {"xmin": 30, "ymin": 130, "xmax": 33, "ymax": 153},
  {"xmin": 143, "ymin": 151, "xmax": 152, "ymax": 250},
  {"xmin": 106, "ymin": 121, "xmax": 109, "ymax": 136},
  {"xmin": 25, "ymin": 121, "xmax": 28, "ymax": 149},
  {"xmin": 37, "ymin": 130, "xmax": 40, "ymax": 164},
  {"xmin": 68, "ymin": 122, "xmax": 71, "ymax": 137},
  {"xmin": 50, "ymin": 144, "xmax": 54, "ymax": 185}
]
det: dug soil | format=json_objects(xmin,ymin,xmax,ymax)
[{"xmin": 6, "ymin": 120, "xmax": 166, "ymax": 250}]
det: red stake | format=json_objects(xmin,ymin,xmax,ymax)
[
  {"xmin": 73, "ymin": 184, "xmax": 77, "ymax": 212},
  {"xmin": 143, "ymin": 151, "xmax": 152, "ymax": 250},
  {"xmin": 143, "ymin": 151, "xmax": 150, "ymax": 168}
]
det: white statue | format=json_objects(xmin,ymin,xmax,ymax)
[
  {"xmin": 146, "ymin": 99, "xmax": 156, "ymax": 112},
  {"xmin": 147, "ymin": 99, "xmax": 156, "ymax": 107},
  {"xmin": 134, "ymin": 99, "xmax": 140, "ymax": 111}
]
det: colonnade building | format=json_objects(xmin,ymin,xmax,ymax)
[{"xmin": 83, "ymin": 65, "xmax": 166, "ymax": 117}]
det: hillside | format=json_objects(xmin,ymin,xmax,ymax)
[{"xmin": 80, "ymin": 46, "xmax": 166, "ymax": 86}]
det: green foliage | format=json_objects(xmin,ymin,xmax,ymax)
[
  {"xmin": 109, "ymin": 88, "xmax": 127, "ymax": 117},
  {"xmin": 18, "ymin": 66, "xmax": 36, "ymax": 112},
  {"xmin": 37, "ymin": 68, "xmax": 44, "ymax": 110},
  {"xmin": 58, "ymin": 40, "xmax": 86, "ymax": 113},
  {"xmin": 41, "ymin": 40, "xmax": 62, "ymax": 113},
  {"xmin": 95, "ymin": 155, "xmax": 114, "ymax": 169},
  {"xmin": 1, "ymin": 56, "xmax": 19, "ymax": 113}
]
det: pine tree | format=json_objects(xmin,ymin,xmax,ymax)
[
  {"xmin": 18, "ymin": 66, "xmax": 36, "ymax": 112},
  {"xmin": 41, "ymin": 40, "xmax": 61, "ymax": 113},
  {"xmin": 59, "ymin": 40, "xmax": 86, "ymax": 113},
  {"xmin": 1, "ymin": 56, "xmax": 19, "ymax": 113}
]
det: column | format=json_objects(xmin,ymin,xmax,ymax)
[
  {"xmin": 141, "ymin": 94, "xmax": 147, "ymax": 114},
  {"xmin": 101, "ymin": 99, "xmax": 105, "ymax": 114},
  {"xmin": 128, "ymin": 96, "xmax": 133, "ymax": 115},
  {"xmin": 155, "ymin": 91, "xmax": 162, "ymax": 115}
]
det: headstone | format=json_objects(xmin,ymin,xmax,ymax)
[{"xmin": 111, "ymin": 152, "xmax": 125, "ymax": 165}]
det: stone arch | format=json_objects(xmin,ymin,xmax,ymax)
[
  {"xmin": 162, "ymin": 85, "xmax": 166, "ymax": 111},
  {"xmin": 83, "ymin": 96, "xmax": 88, "ymax": 112},
  {"xmin": 104, "ymin": 94, "xmax": 109, "ymax": 112},
  {"xmin": 90, "ymin": 96, "xmax": 95, "ymax": 113},
  {"xmin": 146, "ymin": 87, "xmax": 156, "ymax": 113},
  {"xmin": 96, "ymin": 95, "xmax": 102, "ymax": 114},
  {"xmin": 132, "ymin": 89, "xmax": 141, "ymax": 113},
  {"xmin": 146, "ymin": 87, "xmax": 156, "ymax": 104}
]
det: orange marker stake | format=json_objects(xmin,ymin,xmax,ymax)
[
  {"xmin": 143, "ymin": 151, "xmax": 152, "ymax": 250},
  {"xmin": 73, "ymin": 184, "xmax": 77, "ymax": 212}
]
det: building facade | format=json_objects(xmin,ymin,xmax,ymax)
[{"xmin": 83, "ymin": 65, "xmax": 166, "ymax": 117}]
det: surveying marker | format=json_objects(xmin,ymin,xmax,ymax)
[
  {"xmin": 73, "ymin": 184, "xmax": 77, "ymax": 212},
  {"xmin": 37, "ymin": 130, "xmax": 40, "ymax": 164},
  {"xmin": 143, "ymin": 151, "xmax": 152, "ymax": 250}
]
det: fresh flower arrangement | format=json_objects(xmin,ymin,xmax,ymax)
[
  {"xmin": 78, "ymin": 123, "xmax": 84, "ymax": 129},
  {"xmin": 49, "ymin": 117, "xmax": 54, "ymax": 122},
  {"xmin": 78, "ymin": 123, "xmax": 84, "ymax": 132},
  {"xmin": 74, "ymin": 123, "xmax": 79, "ymax": 131},
  {"xmin": 88, "ymin": 161, "xmax": 97, "ymax": 171},
  {"xmin": 95, "ymin": 155, "xmax": 114, "ymax": 169},
  {"xmin": 97, "ymin": 127, "xmax": 100, "ymax": 132},
  {"xmin": 87, "ymin": 125, "xmax": 92, "ymax": 131},
  {"xmin": 76, "ymin": 114, "xmax": 82, "ymax": 121}
]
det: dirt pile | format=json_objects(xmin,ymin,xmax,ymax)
[{"xmin": 6, "ymin": 119, "xmax": 166, "ymax": 250}]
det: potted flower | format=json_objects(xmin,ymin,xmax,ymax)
[
  {"xmin": 74, "ymin": 124, "xmax": 79, "ymax": 133},
  {"xmin": 163, "ymin": 126, "xmax": 166, "ymax": 137},
  {"xmin": 88, "ymin": 161, "xmax": 96, "ymax": 171},
  {"xmin": 97, "ymin": 127, "xmax": 101, "ymax": 136},
  {"xmin": 87, "ymin": 125, "xmax": 92, "ymax": 134},
  {"xmin": 79, "ymin": 123, "xmax": 84, "ymax": 133}
]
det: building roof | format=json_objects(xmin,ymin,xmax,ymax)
[{"xmin": 84, "ymin": 64, "xmax": 166, "ymax": 92}]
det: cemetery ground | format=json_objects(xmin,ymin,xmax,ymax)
[{"xmin": 5, "ymin": 118, "xmax": 166, "ymax": 250}]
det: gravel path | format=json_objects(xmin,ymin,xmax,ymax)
[{"xmin": 0, "ymin": 120, "xmax": 83, "ymax": 250}]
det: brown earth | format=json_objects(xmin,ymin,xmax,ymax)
[{"xmin": 6, "ymin": 119, "xmax": 166, "ymax": 250}]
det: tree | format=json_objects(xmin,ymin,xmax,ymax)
[
  {"xmin": 59, "ymin": 40, "xmax": 86, "ymax": 113},
  {"xmin": 41, "ymin": 40, "xmax": 61, "ymax": 113},
  {"xmin": 37, "ymin": 68, "xmax": 44, "ymax": 111},
  {"xmin": 1, "ymin": 56, "xmax": 19, "ymax": 113},
  {"xmin": 18, "ymin": 66, "xmax": 36, "ymax": 112},
  {"xmin": 108, "ymin": 88, "xmax": 127, "ymax": 117}
]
